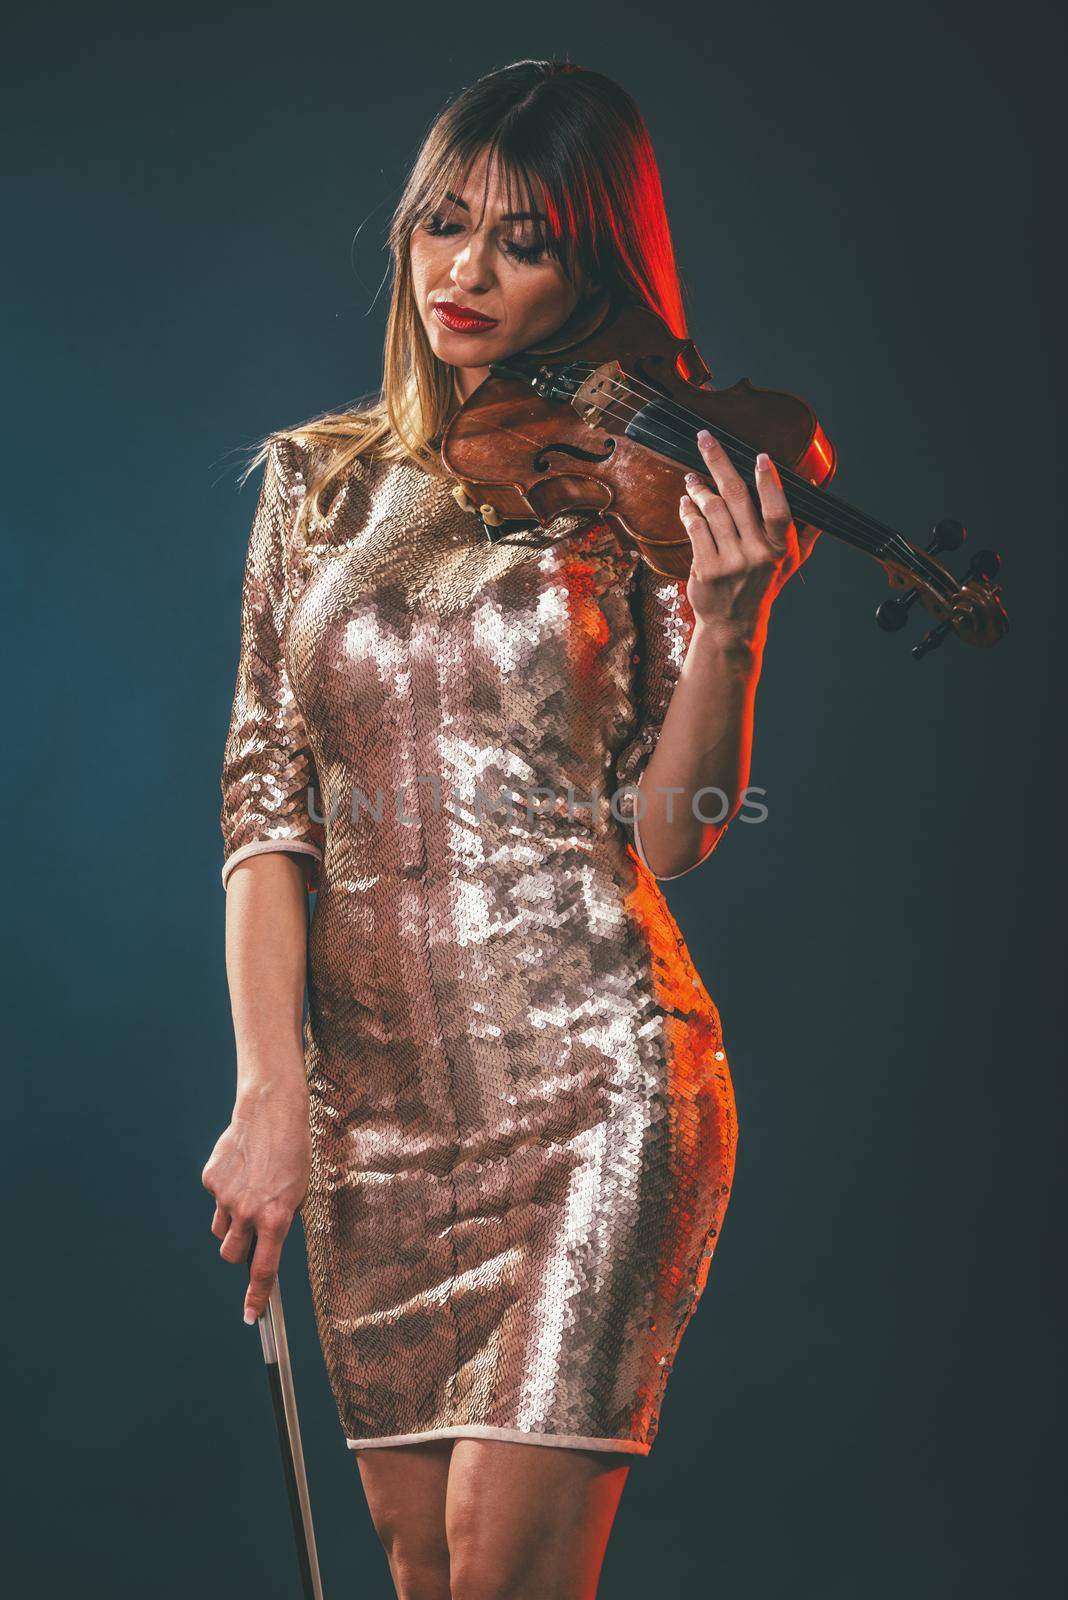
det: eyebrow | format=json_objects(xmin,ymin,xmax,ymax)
[{"xmin": 442, "ymin": 189, "xmax": 547, "ymax": 224}]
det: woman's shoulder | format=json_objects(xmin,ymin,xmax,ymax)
[
  {"xmin": 265, "ymin": 406, "xmax": 383, "ymax": 482},
  {"xmin": 254, "ymin": 413, "xmax": 386, "ymax": 521},
  {"xmin": 257, "ymin": 405, "xmax": 449, "ymax": 544}
]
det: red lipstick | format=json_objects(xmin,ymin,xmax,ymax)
[{"xmin": 433, "ymin": 300, "xmax": 499, "ymax": 333}]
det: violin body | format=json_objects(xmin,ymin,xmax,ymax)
[
  {"xmin": 438, "ymin": 293, "xmax": 1009, "ymax": 659},
  {"xmin": 441, "ymin": 299, "xmax": 836, "ymax": 582}
]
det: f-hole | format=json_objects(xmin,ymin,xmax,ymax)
[{"xmin": 533, "ymin": 438, "xmax": 617, "ymax": 471}]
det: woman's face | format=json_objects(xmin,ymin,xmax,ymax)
[{"xmin": 410, "ymin": 148, "xmax": 587, "ymax": 403}]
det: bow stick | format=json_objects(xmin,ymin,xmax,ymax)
[{"xmin": 246, "ymin": 1235, "xmax": 326, "ymax": 1599}]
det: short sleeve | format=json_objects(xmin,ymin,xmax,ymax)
[
  {"xmin": 612, "ymin": 559, "xmax": 720, "ymax": 881},
  {"xmin": 219, "ymin": 438, "xmax": 325, "ymax": 892}
]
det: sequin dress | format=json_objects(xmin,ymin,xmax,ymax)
[{"xmin": 219, "ymin": 434, "xmax": 739, "ymax": 1457}]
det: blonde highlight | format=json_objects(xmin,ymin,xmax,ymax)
[{"xmin": 241, "ymin": 59, "xmax": 689, "ymax": 543}]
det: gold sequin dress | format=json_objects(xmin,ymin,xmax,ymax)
[{"xmin": 219, "ymin": 435, "xmax": 739, "ymax": 1457}]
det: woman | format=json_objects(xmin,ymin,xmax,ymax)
[{"xmin": 203, "ymin": 59, "xmax": 817, "ymax": 1600}]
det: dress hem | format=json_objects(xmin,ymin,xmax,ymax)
[{"xmin": 345, "ymin": 1424, "xmax": 651, "ymax": 1456}]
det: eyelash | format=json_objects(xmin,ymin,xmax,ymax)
[{"xmin": 423, "ymin": 211, "xmax": 547, "ymax": 265}]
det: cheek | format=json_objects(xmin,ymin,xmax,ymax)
[
  {"xmin": 408, "ymin": 236, "xmax": 442, "ymax": 291},
  {"xmin": 512, "ymin": 268, "xmax": 575, "ymax": 323}
]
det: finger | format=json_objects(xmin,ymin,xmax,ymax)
[
  {"xmin": 683, "ymin": 476, "xmax": 746, "ymax": 563},
  {"xmin": 679, "ymin": 492, "xmax": 720, "ymax": 567},
  {"xmin": 753, "ymin": 454, "xmax": 793, "ymax": 551},
  {"xmin": 210, "ymin": 1202, "xmax": 230, "ymax": 1240},
  {"xmin": 695, "ymin": 430, "xmax": 762, "ymax": 539},
  {"xmin": 219, "ymin": 1210, "xmax": 255, "ymax": 1266},
  {"xmin": 244, "ymin": 1226, "xmax": 286, "ymax": 1322}
]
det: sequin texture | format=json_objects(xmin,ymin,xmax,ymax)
[{"xmin": 219, "ymin": 436, "xmax": 739, "ymax": 1455}]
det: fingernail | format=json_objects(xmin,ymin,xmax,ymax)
[
  {"xmin": 685, "ymin": 472, "xmax": 700, "ymax": 487},
  {"xmin": 697, "ymin": 429, "xmax": 711, "ymax": 444},
  {"xmin": 244, "ymin": 1310, "xmax": 257, "ymax": 1325},
  {"xmin": 756, "ymin": 452, "xmax": 770, "ymax": 469}
]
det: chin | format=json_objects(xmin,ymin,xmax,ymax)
[{"xmin": 431, "ymin": 332, "xmax": 504, "ymax": 362}]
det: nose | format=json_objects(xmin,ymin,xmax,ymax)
[{"xmin": 449, "ymin": 229, "xmax": 494, "ymax": 296}]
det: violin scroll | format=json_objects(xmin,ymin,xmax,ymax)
[{"xmin": 876, "ymin": 519, "xmax": 1009, "ymax": 658}]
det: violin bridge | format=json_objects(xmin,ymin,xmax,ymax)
[{"xmin": 572, "ymin": 361, "xmax": 629, "ymax": 429}]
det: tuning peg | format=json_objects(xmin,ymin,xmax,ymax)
[
  {"xmin": 877, "ymin": 525, "xmax": 1001, "ymax": 651},
  {"xmin": 927, "ymin": 518, "xmax": 966, "ymax": 555},
  {"xmin": 876, "ymin": 593, "xmax": 917, "ymax": 631},
  {"xmin": 877, "ymin": 518, "xmax": 964, "ymax": 631},
  {"xmin": 912, "ymin": 618, "xmax": 953, "ymax": 659},
  {"xmin": 967, "ymin": 548, "xmax": 1000, "ymax": 582}
]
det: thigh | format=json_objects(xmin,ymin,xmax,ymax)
[
  {"xmin": 446, "ymin": 1439, "xmax": 631, "ymax": 1600},
  {"xmin": 354, "ymin": 1440, "xmax": 454, "ymax": 1594}
]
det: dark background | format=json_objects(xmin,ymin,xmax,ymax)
[{"xmin": 5, "ymin": 1, "xmax": 1064, "ymax": 1594}]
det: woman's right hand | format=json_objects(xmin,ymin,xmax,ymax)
[{"xmin": 201, "ymin": 1082, "xmax": 311, "ymax": 1323}]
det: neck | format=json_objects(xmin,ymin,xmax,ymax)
[{"xmin": 454, "ymin": 365, "xmax": 490, "ymax": 404}]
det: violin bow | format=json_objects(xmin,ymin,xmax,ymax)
[{"xmin": 246, "ymin": 1236, "xmax": 326, "ymax": 1599}]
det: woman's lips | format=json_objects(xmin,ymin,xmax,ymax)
[{"xmin": 433, "ymin": 301, "xmax": 499, "ymax": 333}]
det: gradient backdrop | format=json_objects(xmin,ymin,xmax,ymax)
[{"xmin": 5, "ymin": 2, "xmax": 1063, "ymax": 1594}]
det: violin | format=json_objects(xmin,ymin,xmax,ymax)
[{"xmin": 437, "ymin": 291, "xmax": 1009, "ymax": 661}]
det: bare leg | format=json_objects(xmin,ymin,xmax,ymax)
[
  {"xmin": 446, "ymin": 1439, "xmax": 631, "ymax": 1600},
  {"xmin": 354, "ymin": 1440, "xmax": 454, "ymax": 1600}
]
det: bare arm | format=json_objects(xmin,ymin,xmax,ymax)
[
  {"xmin": 632, "ymin": 622, "xmax": 763, "ymax": 880},
  {"xmin": 203, "ymin": 851, "xmax": 313, "ymax": 1323},
  {"xmin": 633, "ymin": 429, "xmax": 820, "ymax": 880},
  {"xmin": 225, "ymin": 851, "xmax": 311, "ymax": 1098}
]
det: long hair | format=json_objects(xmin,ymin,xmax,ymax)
[{"xmin": 244, "ymin": 58, "xmax": 689, "ymax": 538}]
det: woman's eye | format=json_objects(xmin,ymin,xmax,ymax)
[
  {"xmin": 424, "ymin": 211, "xmax": 460, "ymax": 236},
  {"xmin": 502, "ymin": 240, "xmax": 546, "ymax": 265},
  {"xmin": 423, "ymin": 212, "xmax": 546, "ymax": 265}
]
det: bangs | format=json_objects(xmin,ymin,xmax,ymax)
[{"xmin": 410, "ymin": 134, "xmax": 593, "ymax": 285}]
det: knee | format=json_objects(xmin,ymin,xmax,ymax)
[
  {"xmin": 364, "ymin": 1497, "xmax": 454, "ymax": 1600},
  {"xmin": 447, "ymin": 1493, "xmax": 558, "ymax": 1600},
  {"xmin": 449, "ymin": 1548, "xmax": 539, "ymax": 1600},
  {"xmin": 368, "ymin": 1518, "xmax": 450, "ymax": 1600},
  {"xmin": 385, "ymin": 1543, "xmax": 451, "ymax": 1600},
  {"xmin": 448, "ymin": 1569, "xmax": 515, "ymax": 1600}
]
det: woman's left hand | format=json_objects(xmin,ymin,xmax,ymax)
[{"xmin": 679, "ymin": 428, "xmax": 822, "ymax": 647}]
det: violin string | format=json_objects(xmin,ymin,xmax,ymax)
[
  {"xmin": 561, "ymin": 361, "xmax": 912, "ymax": 557},
  {"xmin": 597, "ymin": 372, "xmax": 961, "ymax": 600},
  {"xmin": 620, "ymin": 390, "xmax": 958, "ymax": 600},
  {"xmin": 555, "ymin": 380, "xmax": 887, "ymax": 555},
  {"xmin": 566, "ymin": 367, "xmax": 927, "ymax": 568},
  {"xmin": 560, "ymin": 362, "xmax": 951, "ymax": 591}
]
